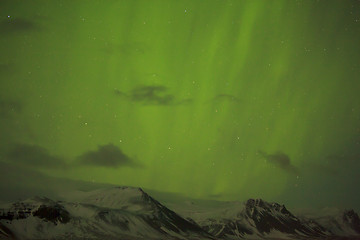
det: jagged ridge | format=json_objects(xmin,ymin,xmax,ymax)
[
  {"xmin": 0, "ymin": 187, "xmax": 213, "ymax": 240},
  {"xmin": 1, "ymin": 187, "xmax": 360, "ymax": 240}
]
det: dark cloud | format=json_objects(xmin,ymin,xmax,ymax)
[
  {"xmin": 258, "ymin": 150, "xmax": 299, "ymax": 175},
  {"xmin": 0, "ymin": 99, "xmax": 22, "ymax": 118},
  {"xmin": 211, "ymin": 94, "xmax": 240, "ymax": 103},
  {"xmin": 114, "ymin": 89, "xmax": 127, "ymax": 97},
  {"xmin": 0, "ymin": 18, "xmax": 41, "ymax": 34},
  {"xmin": 131, "ymin": 85, "xmax": 174, "ymax": 105},
  {"xmin": 115, "ymin": 85, "xmax": 192, "ymax": 106},
  {"xmin": 4, "ymin": 143, "xmax": 67, "ymax": 169},
  {"xmin": 77, "ymin": 144, "xmax": 140, "ymax": 168}
]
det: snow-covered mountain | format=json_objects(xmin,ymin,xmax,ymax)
[
  {"xmin": 300, "ymin": 209, "xmax": 360, "ymax": 238},
  {"xmin": 1, "ymin": 186, "xmax": 360, "ymax": 240},
  {"xmin": 165, "ymin": 198, "xmax": 326, "ymax": 239},
  {"xmin": 166, "ymin": 198, "xmax": 360, "ymax": 240},
  {"xmin": 0, "ymin": 187, "xmax": 213, "ymax": 240}
]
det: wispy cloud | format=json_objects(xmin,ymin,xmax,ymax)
[
  {"xmin": 4, "ymin": 143, "xmax": 67, "ymax": 169},
  {"xmin": 0, "ymin": 18, "xmax": 42, "ymax": 34},
  {"xmin": 258, "ymin": 150, "xmax": 299, "ymax": 175},
  {"xmin": 77, "ymin": 144, "xmax": 141, "ymax": 168},
  {"xmin": 115, "ymin": 85, "xmax": 192, "ymax": 106}
]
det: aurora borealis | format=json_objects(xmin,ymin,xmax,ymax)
[{"xmin": 0, "ymin": 0, "xmax": 360, "ymax": 211}]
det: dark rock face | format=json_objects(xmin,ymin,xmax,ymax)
[
  {"xmin": 137, "ymin": 188, "xmax": 212, "ymax": 237},
  {"xmin": 0, "ymin": 208, "xmax": 31, "ymax": 221},
  {"xmin": 244, "ymin": 198, "xmax": 327, "ymax": 237},
  {"xmin": 33, "ymin": 204, "xmax": 70, "ymax": 224},
  {"xmin": 0, "ymin": 222, "xmax": 16, "ymax": 239},
  {"xmin": 93, "ymin": 187, "xmax": 213, "ymax": 238},
  {"xmin": 245, "ymin": 199, "xmax": 294, "ymax": 218},
  {"xmin": 1, "ymin": 190, "xmax": 360, "ymax": 240},
  {"xmin": 201, "ymin": 219, "xmax": 253, "ymax": 238},
  {"xmin": 96, "ymin": 210, "xmax": 130, "ymax": 231},
  {"xmin": 0, "ymin": 211, "xmax": 15, "ymax": 221},
  {"xmin": 200, "ymin": 199, "xmax": 331, "ymax": 239},
  {"xmin": 343, "ymin": 210, "xmax": 360, "ymax": 233}
]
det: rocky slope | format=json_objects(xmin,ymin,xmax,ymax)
[{"xmin": 1, "ymin": 187, "xmax": 360, "ymax": 240}]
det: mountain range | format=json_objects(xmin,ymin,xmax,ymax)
[{"xmin": 1, "ymin": 186, "xmax": 359, "ymax": 240}]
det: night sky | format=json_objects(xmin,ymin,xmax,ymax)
[{"xmin": 1, "ymin": 0, "xmax": 360, "ymax": 211}]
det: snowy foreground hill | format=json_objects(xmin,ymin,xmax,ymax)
[{"xmin": 0, "ymin": 186, "xmax": 360, "ymax": 240}]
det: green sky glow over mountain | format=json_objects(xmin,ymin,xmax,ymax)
[{"xmin": 1, "ymin": 0, "xmax": 360, "ymax": 210}]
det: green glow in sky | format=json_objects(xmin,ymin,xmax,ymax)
[{"xmin": 1, "ymin": 0, "xmax": 360, "ymax": 209}]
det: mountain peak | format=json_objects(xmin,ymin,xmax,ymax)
[
  {"xmin": 1, "ymin": 187, "xmax": 360, "ymax": 240},
  {"xmin": 246, "ymin": 198, "xmax": 267, "ymax": 208},
  {"xmin": 0, "ymin": 186, "xmax": 212, "ymax": 240},
  {"xmin": 244, "ymin": 198, "xmax": 294, "ymax": 220},
  {"xmin": 343, "ymin": 209, "xmax": 359, "ymax": 218},
  {"xmin": 78, "ymin": 186, "xmax": 162, "ymax": 212},
  {"xmin": 245, "ymin": 199, "xmax": 286, "ymax": 211}
]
